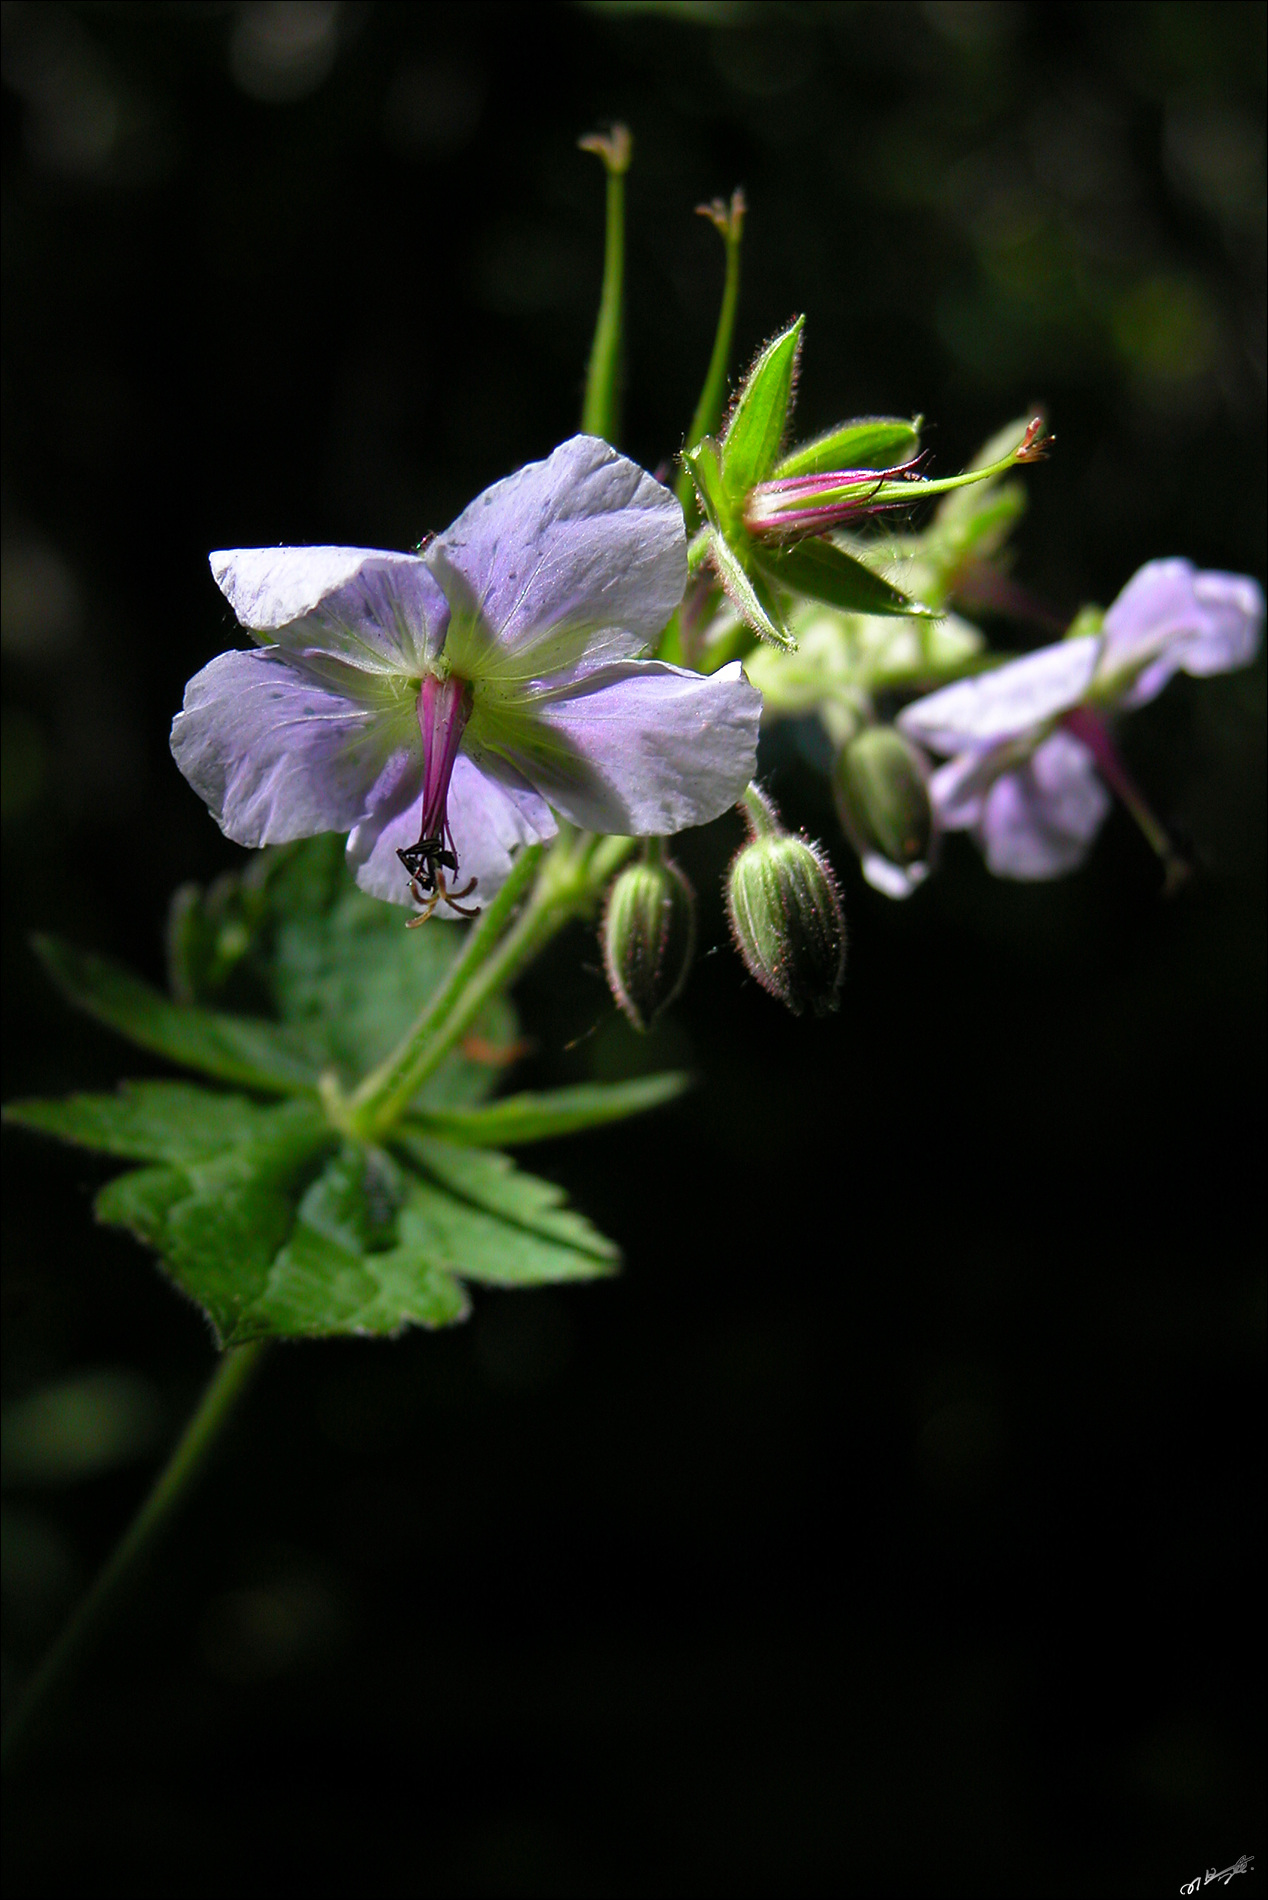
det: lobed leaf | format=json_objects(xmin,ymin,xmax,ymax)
[
  {"xmin": 33, "ymin": 937, "xmax": 325, "ymax": 1095},
  {"xmin": 395, "ymin": 1132, "xmax": 618, "ymax": 1261},
  {"xmin": 3, "ymin": 1081, "xmax": 276, "ymax": 1163},
  {"xmin": 404, "ymin": 1073, "xmax": 690, "ymax": 1147},
  {"xmin": 231, "ymin": 1157, "xmax": 470, "ymax": 1340},
  {"xmin": 269, "ymin": 875, "xmax": 516, "ymax": 1107},
  {"xmin": 93, "ymin": 1100, "xmax": 333, "ymax": 1342}
]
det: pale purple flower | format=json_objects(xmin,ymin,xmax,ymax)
[
  {"xmin": 898, "ymin": 559, "xmax": 1263, "ymax": 881},
  {"xmin": 172, "ymin": 436, "xmax": 761, "ymax": 918}
]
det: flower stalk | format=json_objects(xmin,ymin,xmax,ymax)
[
  {"xmin": 578, "ymin": 124, "xmax": 632, "ymax": 446},
  {"xmin": 1, "ymin": 1342, "xmax": 267, "ymax": 1776},
  {"xmin": 348, "ymin": 832, "xmax": 635, "ymax": 1138}
]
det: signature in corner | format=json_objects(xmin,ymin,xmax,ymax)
[{"xmin": 1181, "ymin": 1856, "xmax": 1254, "ymax": 1894}]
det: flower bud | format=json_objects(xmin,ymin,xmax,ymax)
[
  {"xmin": 602, "ymin": 846, "xmax": 696, "ymax": 1033},
  {"xmin": 832, "ymin": 727, "xmax": 935, "ymax": 898},
  {"xmin": 726, "ymin": 786, "xmax": 846, "ymax": 1016}
]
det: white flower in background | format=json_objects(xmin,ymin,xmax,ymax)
[{"xmin": 898, "ymin": 560, "xmax": 1263, "ymax": 880}]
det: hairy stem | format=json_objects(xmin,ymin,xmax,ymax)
[{"xmin": 1, "ymin": 1342, "xmax": 267, "ymax": 1776}]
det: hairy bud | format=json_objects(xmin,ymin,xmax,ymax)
[
  {"xmin": 602, "ymin": 846, "xmax": 696, "ymax": 1033},
  {"xmin": 726, "ymin": 786, "xmax": 846, "ymax": 1017},
  {"xmin": 833, "ymin": 727, "xmax": 935, "ymax": 889}
]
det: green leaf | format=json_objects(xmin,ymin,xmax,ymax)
[
  {"xmin": 230, "ymin": 1137, "xmax": 617, "ymax": 1339},
  {"xmin": 397, "ymin": 1176, "xmax": 615, "ymax": 1288},
  {"xmin": 721, "ymin": 316, "xmax": 803, "ymax": 501},
  {"xmin": 33, "ymin": 937, "xmax": 326, "ymax": 1095},
  {"xmin": 94, "ymin": 1100, "xmax": 333, "ymax": 1342},
  {"xmin": 269, "ymin": 878, "xmax": 516, "ymax": 1107},
  {"xmin": 3, "ymin": 1081, "xmax": 275, "ymax": 1163},
  {"xmin": 84, "ymin": 1110, "xmax": 616, "ymax": 1343},
  {"xmin": 709, "ymin": 529, "xmax": 795, "ymax": 651},
  {"xmin": 234, "ymin": 1215, "xmax": 470, "ymax": 1341},
  {"xmin": 758, "ymin": 537, "xmax": 930, "ymax": 619},
  {"xmin": 774, "ymin": 416, "xmax": 920, "ymax": 480},
  {"xmin": 394, "ymin": 1132, "xmax": 618, "ymax": 1261},
  {"xmin": 404, "ymin": 1073, "xmax": 690, "ymax": 1147},
  {"xmin": 232, "ymin": 1149, "xmax": 468, "ymax": 1340}
]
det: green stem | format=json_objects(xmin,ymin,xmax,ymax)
[
  {"xmin": 1, "ymin": 1342, "xmax": 266, "ymax": 1775},
  {"xmin": 579, "ymin": 126, "xmax": 631, "ymax": 445},
  {"xmin": 379, "ymin": 836, "xmax": 629, "ymax": 1109},
  {"xmin": 675, "ymin": 190, "xmax": 746, "ymax": 522},
  {"xmin": 351, "ymin": 834, "xmax": 636, "ymax": 1138},
  {"xmin": 348, "ymin": 842, "xmax": 545, "ymax": 1133}
]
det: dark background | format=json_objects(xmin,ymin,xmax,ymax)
[{"xmin": 2, "ymin": 4, "xmax": 1264, "ymax": 1894}]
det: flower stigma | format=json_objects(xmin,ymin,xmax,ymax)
[{"xmin": 397, "ymin": 672, "xmax": 478, "ymax": 925}]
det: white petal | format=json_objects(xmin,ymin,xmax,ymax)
[
  {"xmin": 975, "ymin": 731, "xmax": 1111, "ymax": 880},
  {"xmin": 348, "ymin": 752, "xmax": 556, "ymax": 916},
  {"xmin": 928, "ymin": 749, "xmax": 1000, "ymax": 830},
  {"xmin": 210, "ymin": 546, "xmax": 448, "ymax": 676},
  {"xmin": 898, "ymin": 637, "xmax": 1100, "ymax": 753},
  {"xmin": 171, "ymin": 648, "xmax": 421, "ymax": 848},
  {"xmin": 862, "ymin": 853, "xmax": 929, "ymax": 899},
  {"xmin": 1099, "ymin": 559, "xmax": 1265, "ymax": 708},
  {"xmin": 427, "ymin": 435, "xmax": 687, "ymax": 684},
  {"xmin": 469, "ymin": 659, "xmax": 761, "ymax": 835}
]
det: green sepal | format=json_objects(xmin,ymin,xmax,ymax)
[
  {"xmin": 683, "ymin": 441, "xmax": 795, "ymax": 649},
  {"xmin": 758, "ymin": 537, "xmax": 929, "ymax": 619},
  {"xmin": 3, "ymin": 1081, "xmax": 278, "ymax": 1163},
  {"xmin": 708, "ymin": 529, "xmax": 795, "ymax": 651},
  {"xmin": 403, "ymin": 1073, "xmax": 690, "ymax": 1147},
  {"xmin": 720, "ymin": 316, "xmax": 803, "ymax": 502},
  {"xmin": 773, "ymin": 416, "xmax": 920, "ymax": 479},
  {"xmin": 33, "ymin": 936, "xmax": 326, "ymax": 1096},
  {"xmin": 685, "ymin": 437, "xmax": 737, "ymax": 536}
]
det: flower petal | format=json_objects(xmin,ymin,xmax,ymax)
[
  {"xmin": 861, "ymin": 853, "xmax": 929, "ymax": 899},
  {"xmin": 974, "ymin": 731, "xmax": 1111, "ymax": 880},
  {"xmin": 171, "ymin": 648, "xmax": 421, "ymax": 847},
  {"xmin": 928, "ymin": 748, "xmax": 1001, "ymax": 830},
  {"xmin": 898, "ymin": 636, "xmax": 1100, "ymax": 753},
  {"xmin": 348, "ymin": 752, "xmax": 556, "ymax": 916},
  {"xmin": 426, "ymin": 435, "xmax": 687, "ymax": 684},
  {"xmin": 210, "ymin": 546, "xmax": 448, "ymax": 676},
  {"xmin": 469, "ymin": 659, "xmax": 761, "ymax": 835},
  {"xmin": 1098, "ymin": 559, "xmax": 1265, "ymax": 708}
]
